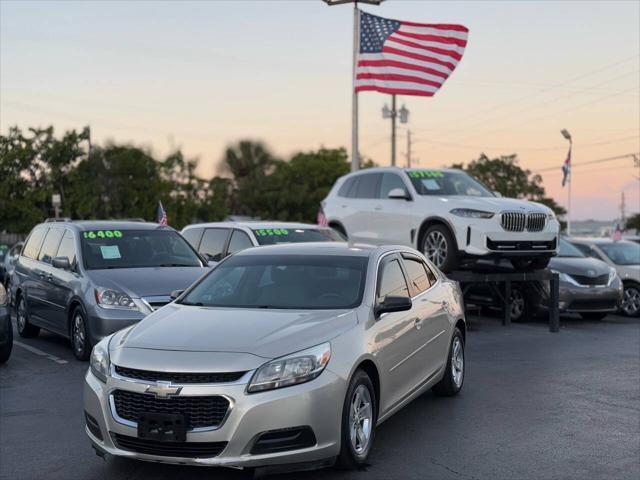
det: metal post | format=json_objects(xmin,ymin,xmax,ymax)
[
  {"xmin": 351, "ymin": 4, "xmax": 360, "ymax": 172},
  {"xmin": 503, "ymin": 280, "xmax": 511, "ymax": 326},
  {"xmin": 549, "ymin": 273, "xmax": 560, "ymax": 332},
  {"xmin": 406, "ymin": 129, "xmax": 412, "ymax": 168},
  {"xmin": 567, "ymin": 157, "xmax": 571, "ymax": 236},
  {"xmin": 391, "ymin": 94, "xmax": 396, "ymax": 166}
]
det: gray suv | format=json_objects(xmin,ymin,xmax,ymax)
[{"xmin": 10, "ymin": 220, "xmax": 207, "ymax": 360}]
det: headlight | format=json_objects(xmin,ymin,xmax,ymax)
[
  {"xmin": 247, "ymin": 343, "xmax": 331, "ymax": 394},
  {"xmin": 0, "ymin": 284, "xmax": 7, "ymax": 306},
  {"xmin": 450, "ymin": 208, "xmax": 494, "ymax": 219},
  {"xmin": 90, "ymin": 337, "xmax": 111, "ymax": 383},
  {"xmin": 607, "ymin": 266, "xmax": 618, "ymax": 286},
  {"xmin": 547, "ymin": 211, "xmax": 556, "ymax": 220},
  {"xmin": 551, "ymin": 269, "xmax": 581, "ymax": 287},
  {"xmin": 95, "ymin": 287, "xmax": 138, "ymax": 310}
]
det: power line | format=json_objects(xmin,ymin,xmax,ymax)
[{"xmin": 533, "ymin": 153, "xmax": 640, "ymax": 173}]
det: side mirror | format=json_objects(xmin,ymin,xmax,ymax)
[
  {"xmin": 375, "ymin": 295, "xmax": 412, "ymax": 317},
  {"xmin": 52, "ymin": 256, "xmax": 71, "ymax": 270},
  {"xmin": 493, "ymin": 191, "xmax": 503, "ymax": 198},
  {"xmin": 388, "ymin": 188, "xmax": 409, "ymax": 200},
  {"xmin": 170, "ymin": 290, "xmax": 184, "ymax": 300}
]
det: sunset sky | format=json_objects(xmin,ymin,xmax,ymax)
[{"xmin": 1, "ymin": 0, "xmax": 638, "ymax": 221}]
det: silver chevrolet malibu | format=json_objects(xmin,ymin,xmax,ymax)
[{"xmin": 84, "ymin": 243, "xmax": 466, "ymax": 473}]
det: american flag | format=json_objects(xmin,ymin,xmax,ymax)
[
  {"xmin": 562, "ymin": 145, "xmax": 571, "ymax": 187},
  {"xmin": 355, "ymin": 11, "xmax": 468, "ymax": 97},
  {"xmin": 317, "ymin": 205, "xmax": 328, "ymax": 228},
  {"xmin": 156, "ymin": 201, "xmax": 168, "ymax": 226},
  {"xmin": 612, "ymin": 223, "xmax": 622, "ymax": 241}
]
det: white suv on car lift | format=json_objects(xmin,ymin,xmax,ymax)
[{"xmin": 321, "ymin": 167, "xmax": 560, "ymax": 272}]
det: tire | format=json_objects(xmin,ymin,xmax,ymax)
[
  {"xmin": 579, "ymin": 312, "xmax": 608, "ymax": 321},
  {"xmin": 421, "ymin": 224, "xmax": 458, "ymax": 273},
  {"xmin": 0, "ymin": 318, "xmax": 12, "ymax": 364},
  {"xmin": 15, "ymin": 294, "xmax": 40, "ymax": 338},
  {"xmin": 432, "ymin": 327, "xmax": 465, "ymax": 397},
  {"xmin": 70, "ymin": 306, "xmax": 91, "ymax": 361},
  {"xmin": 336, "ymin": 369, "xmax": 377, "ymax": 470},
  {"xmin": 509, "ymin": 285, "xmax": 533, "ymax": 322},
  {"xmin": 621, "ymin": 283, "xmax": 640, "ymax": 317},
  {"xmin": 510, "ymin": 257, "xmax": 550, "ymax": 271}
]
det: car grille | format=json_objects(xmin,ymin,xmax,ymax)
[
  {"xmin": 114, "ymin": 365, "xmax": 246, "ymax": 384},
  {"xmin": 567, "ymin": 299, "xmax": 618, "ymax": 311},
  {"xmin": 112, "ymin": 390, "xmax": 230, "ymax": 430},
  {"xmin": 500, "ymin": 211, "xmax": 547, "ymax": 232},
  {"xmin": 111, "ymin": 433, "xmax": 227, "ymax": 458},
  {"xmin": 526, "ymin": 213, "xmax": 546, "ymax": 232},
  {"xmin": 568, "ymin": 273, "xmax": 609, "ymax": 286}
]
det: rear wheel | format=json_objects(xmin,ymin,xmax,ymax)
[
  {"xmin": 510, "ymin": 285, "xmax": 534, "ymax": 322},
  {"xmin": 71, "ymin": 306, "xmax": 91, "ymax": 361},
  {"xmin": 337, "ymin": 369, "xmax": 376, "ymax": 470},
  {"xmin": 432, "ymin": 328, "xmax": 465, "ymax": 396},
  {"xmin": 580, "ymin": 312, "xmax": 608, "ymax": 321},
  {"xmin": 16, "ymin": 294, "xmax": 40, "ymax": 338},
  {"xmin": 621, "ymin": 283, "xmax": 640, "ymax": 317},
  {"xmin": 421, "ymin": 224, "xmax": 458, "ymax": 273}
]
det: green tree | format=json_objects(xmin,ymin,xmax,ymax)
[{"xmin": 627, "ymin": 213, "xmax": 640, "ymax": 231}]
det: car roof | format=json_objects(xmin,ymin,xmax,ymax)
[
  {"xmin": 231, "ymin": 242, "xmax": 415, "ymax": 258},
  {"xmin": 340, "ymin": 166, "xmax": 462, "ymax": 177},
  {"xmin": 567, "ymin": 237, "xmax": 634, "ymax": 245},
  {"xmin": 182, "ymin": 221, "xmax": 330, "ymax": 231},
  {"xmin": 37, "ymin": 221, "xmax": 171, "ymax": 232}
]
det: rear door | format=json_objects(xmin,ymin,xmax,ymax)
[
  {"xmin": 33, "ymin": 227, "xmax": 65, "ymax": 329},
  {"xmin": 343, "ymin": 173, "xmax": 382, "ymax": 243},
  {"xmin": 371, "ymin": 172, "xmax": 415, "ymax": 246},
  {"xmin": 16, "ymin": 226, "xmax": 48, "ymax": 322}
]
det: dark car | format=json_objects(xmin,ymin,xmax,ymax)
[
  {"xmin": 10, "ymin": 221, "xmax": 208, "ymax": 360},
  {"xmin": 0, "ymin": 283, "xmax": 12, "ymax": 363}
]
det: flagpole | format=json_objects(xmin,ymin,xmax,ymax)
[
  {"xmin": 351, "ymin": 4, "xmax": 360, "ymax": 172},
  {"xmin": 567, "ymin": 141, "xmax": 572, "ymax": 236}
]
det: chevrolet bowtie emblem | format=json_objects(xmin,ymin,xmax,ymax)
[{"xmin": 145, "ymin": 381, "xmax": 182, "ymax": 398}]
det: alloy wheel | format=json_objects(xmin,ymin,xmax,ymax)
[
  {"xmin": 622, "ymin": 286, "xmax": 640, "ymax": 316},
  {"xmin": 425, "ymin": 231, "xmax": 447, "ymax": 268},
  {"xmin": 17, "ymin": 298, "xmax": 26, "ymax": 331},
  {"xmin": 349, "ymin": 384, "xmax": 373, "ymax": 455},
  {"xmin": 510, "ymin": 289, "xmax": 525, "ymax": 320},
  {"xmin": 451, "ymin": 337, "xmax": 464, "ymax": 388},
  {"xmin": 72, "ymin": 313, "xmax": 85, "ymax": 354}
]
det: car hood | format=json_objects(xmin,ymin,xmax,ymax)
[
  {"xmin": 431, "ymin": 196, "xmax": 552, "ymax": 214},
  {"xmin": 87, "ymin": 267, "xmax": 207, "ymax": 298},
  {"xmin": 119, "ymin": 303, "xmax": 358, "ymax": 359},
  {"xmin": 549, "ymin": 257, "xmax": 611, "ymax": 276}
]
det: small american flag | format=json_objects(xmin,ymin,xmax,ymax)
[
  {"xmin": 355, "ymin": 11, "xmax": 468, "ymax": 97},
  {"xmin": 156, "ymin": 201, "xmax": 168, "ymax": 226},
  {"xmin": 562, "ymin": 145, "xmax": 571, "ymax": 187},
  {"xmin": 317, "ymin": 205, "xmax": 328, "ymax": 228},
  {"xmin": 612, "ymin": 223, "xmax": 622, "ymax": 241}
]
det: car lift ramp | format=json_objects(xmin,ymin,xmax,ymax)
[{"xmin": 447, "ymin": 269, "xmax": 560, "ymax": 333}]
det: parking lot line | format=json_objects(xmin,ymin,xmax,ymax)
[{"xmin": 13, "ymin": 341, "xmax": 69, "ymax": 365}]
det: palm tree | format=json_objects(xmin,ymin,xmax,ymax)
[{"xmin": 219, "ymin": 140, "xmax": 276, "ymax": 181}]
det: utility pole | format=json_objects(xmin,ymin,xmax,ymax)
[
  {"xmin": 406, "ymin": 129, "xmax": 412, "ymax": 168},
  {"xmin": 382, "ymin": 99, "xmax": 409, "ymax": 167},
  {"xmin": 620, "ymin": 191, "xmax": 626, "ymax": 227}
]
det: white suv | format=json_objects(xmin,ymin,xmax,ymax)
[{"xmin": 321, "ymin": 167, "xmax": 560, "ymax": 272}]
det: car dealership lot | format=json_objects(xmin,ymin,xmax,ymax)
[{"xmin": 1, "ymin": 313, "xmax": 638, "ymax": 480}]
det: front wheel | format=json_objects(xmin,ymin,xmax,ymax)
[
  {"xmin": 621, "ymin": 283, "xmax": 640, "ymax": 317},
  {"xmin": 336, "ymin": 369, "xmax": 376, "ymax": 470},
  {"xmin": 70, "ymin": 306, "xmax": 91, "ymax": 361},
  {"xmin": 432, "ymin": 328, "xmax": 465, "ymax": 396},
  {"xmin": 422, "ymin": 225, "xmax": 458, "ymax": 273}
]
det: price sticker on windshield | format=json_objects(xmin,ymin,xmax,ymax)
[
  {"xmin": 83, "ymin": 230, "xmax": 123, "ymax": 239},
  {"xmin": 253, "ymin": 229, "xmax": 289, "ymax": 237},
  {"xmin": 408, "ymin": 170, "xmax": 444, "ymax": 178}
]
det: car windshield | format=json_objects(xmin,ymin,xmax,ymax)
[
  {"xmin": 406, "ymin": 170, "xmax": 494, "ymax": 197},
  {"xmin": 180, "ymin": 254, "xmax": 367, "ymax": 309},
  {"xmin": 252, "ymin": 227, "xmax": 344, "ymax": 245},
  {"xmin": 558, "ymin": 239, "xmax": 585, "ymax": 257},
  {"xmin": 598, "ymin": 242, "xmax": 640, "ymax": 266},
  {"xmin": 81, "ymin": 229, "xmax": 202, "ymax": 270}
]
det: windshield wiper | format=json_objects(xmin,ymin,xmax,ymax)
[{"xmin": 158, "ymin": 263, "xmax": 197, "ymax": 267}]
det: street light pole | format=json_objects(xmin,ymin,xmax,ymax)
[
  {"xmin": 391, "ymin": 94, "xmax": 396, "ymax": 166},
  {"xmin": 561, "ymin": 129, "xmax": 572, "ymax": 236}
]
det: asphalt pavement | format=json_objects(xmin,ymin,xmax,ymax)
[{"xmin": 1, "ymin": 312, "xmax": 638, "ymax": 480}]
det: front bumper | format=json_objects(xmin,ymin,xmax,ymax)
[
  {"xmin": 557, "ymin": 283, "xmax": 623, "ymax": 313},
  {"xmin": 454, "ymin": 217, "xmax": 559, "ymax": 258},
  {"xmin": 85, "ymin": 306, "xmax": 147, "ymax": 346},
  {"xmin": 83, "ymin": 366, "xmax": 344, "ymax": 468}
]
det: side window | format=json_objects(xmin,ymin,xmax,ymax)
[
  {"xmin": 379, "ymin": 173, "xmax": 407, "ymax": 199},
  {"xmin": 228, "ymin": 230, "xmax": 253, "ymax": 254},
  {"xmin": 23, "ymin": 226, "xmax": 47, "ymax": 259},
  {"xmin": 378, "ymin": 259, "xmax": 409, "ymax": 300},
  {"xmin": 354, "ymin": 173, "xmax": 381, "ymax": 199},
  {"xmin": 38, "ymin": 228, "xmax": 64, "ymax": 264},
  {"xmin": 182, "ymin": 228, "xmax": 204, "ymax": 249},
  {"xmin": 346, "ymin": 176, "xmax": 361, "ymax": 198},
  {"xmin": 403, "ymin": 258, "xmax": 431, "ymax": 294},
  {"xmin": 199, "ymin": 228, "xmax": 230, "ymax": 261},
  {"xmin": 56, "ymin": 230, "xmax": 77, "ymax": 268},
  {"xmin": 338, "ymin": 178, "xmax": 355, "ymax": 198}
]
